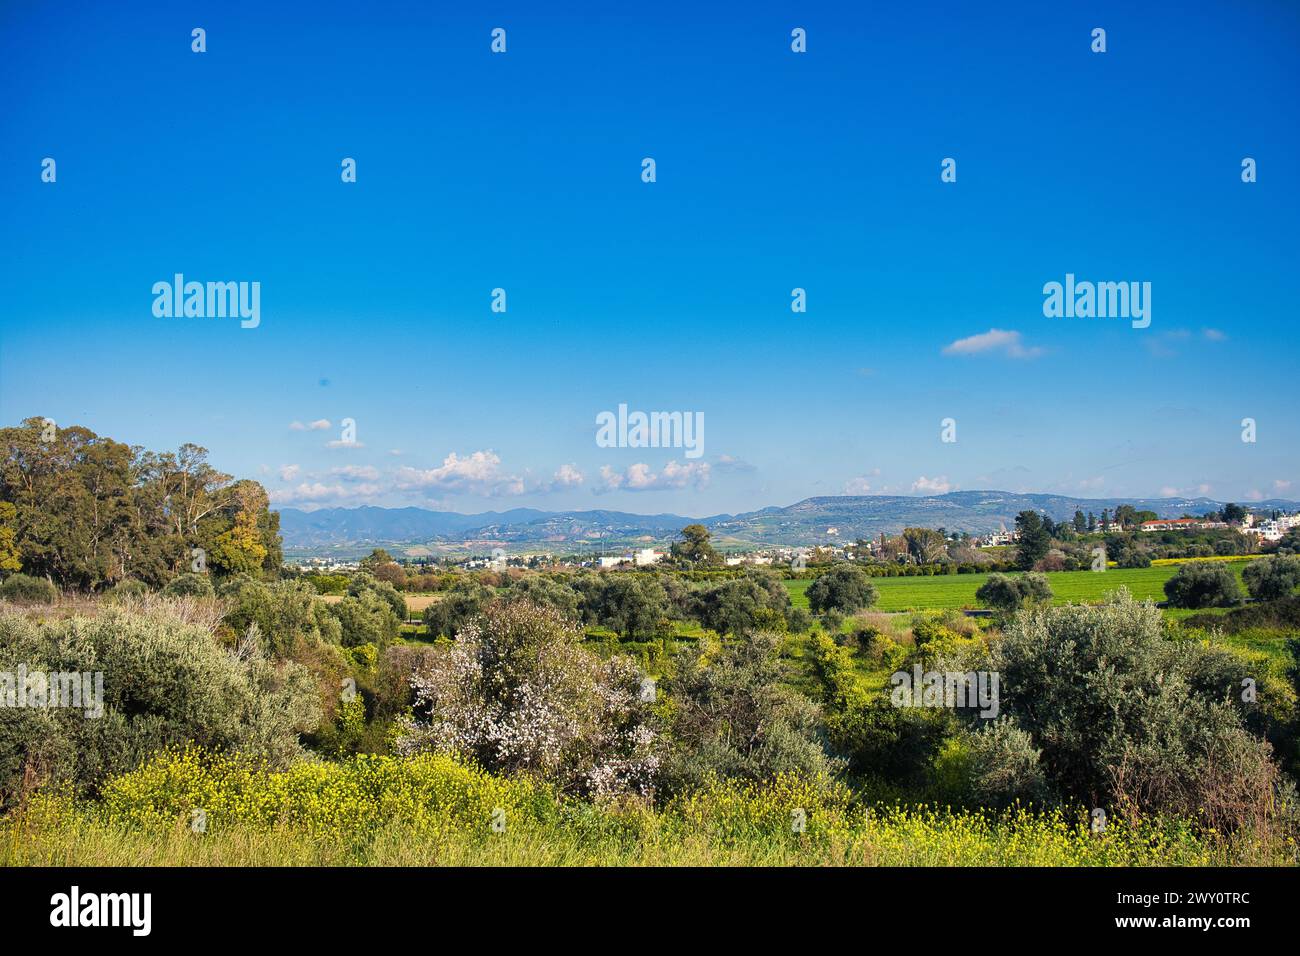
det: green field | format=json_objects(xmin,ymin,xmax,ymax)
[{"xmin": 784, "ymin": 560, "xmax": 1256, "ymax": 612}]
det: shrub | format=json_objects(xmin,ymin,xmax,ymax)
[
  {"xmin": 979, "ymin": 593, "xmax": 1280, "ymax": 830},
  {"xmin": 348, "ymin": 574, "xmax": 407, "ymax": 622},
  {"xmin": 0, "ymin": 605, "xmax": 319, "ymax": 806},
  {"xmin": 1115, "ymin": 544, "xmax": 1153, "ymax": 569},
  {"xmin": 578, "ymin": 574, "xmax": 673, "ymax": 640},
  {"xmin": 977, "ymin": 572, "xmax": 1024, "ymax": 608},
  {"xmin": 1163, "ymin": 562, "xmax": 1242, "ymax": 608},
  {"xmin": 962, "ymin": 720, "xmax": 1053, "ymax": 806},
  {"xmin": 161, "ymin": 572, "xmax": 215, "ymax": 599},
  {"xmin": 104, "ymin": 579, "xmax": 150, "ymax": 603},
  {"xmin": 499, "ymin": 574, "xmax": 580, "ymax": 621},
  {"xmin": 397, "ymin": 600, "xmax": 658, "ymax": 800},
  {"xmin": 303, "ymin": 573, "xmax": 349, "ymax": 596},
  {"xmin": 806, "ymin": 565, "xmax": 878, "ymax": 614},
  {"xmin": 1034, "ymin": 549, "xmax": 1069, "ymax": 572},
  {"xmin": 975, "ymin": 572, "xmax": 1052, "ymax": 612},
  {"xmin": 692, "ymin": 574, "xmax": 791, "ymax": 636},
  {"xmin": 824, "ymin": 698, "xmax": 949, "ymax": 786},
  {"xmin": 0, "ymin": 573, "xmax": 57, "ymax": 604},
  {"xmin": 423, "ymin": 579, "xmax": 491, "ymax": 638},
  {"xmin": 659, "ymin": 631, "xmax": 834, "ymax": 797},
  {"xmin": 331, "ymin": 591, "xmax": 400, "ymax": 648},
  {"xmin": 1183, "ymin": 595, "xmax": 1300, "ymax": 634},
  {"xmin": 1242, "ymin": 555, "xmax": 1300, "ymax": 602},
  {"xmin": 786, "ymin": 607, "xmax": 813, "ymax": 633},
  {"xmin": 219, "ymin": 578, "xmax": 343, "ymax": 656}
]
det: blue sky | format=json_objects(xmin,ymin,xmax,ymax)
[{"xmin": 2, "ymin": 0, "xmax": 1297, "ymax": 515}]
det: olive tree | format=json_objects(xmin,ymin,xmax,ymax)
[
  {"xmin": 806, "ymin": 565, "xmax": 877, "ymax": 615},
  {"xmin": 0, "ymin": 604, "xmax": 318, "ymax": 806},
  {"xmin": 1242, "ymin": 555, "xmax": 1300, "ymax": 602},
  {"xmin": 1163, "ymin": 562, "xmax": 1242, "ymax": 609},
  {"xmin": 975, "ymin": 594, "xmax": 1278, "ymax": 829}
]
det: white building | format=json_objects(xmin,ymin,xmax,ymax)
[
  {"xmin": 635, "ymin": 548, "xmax": 663, "ymax": 566},
  {"xmin": 1244, "ymin": 519, "xmax": 1284, "ymax": 542}
]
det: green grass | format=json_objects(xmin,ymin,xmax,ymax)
[{"xmin": 785, "ymin": 561, "xmax": 1256, "ymax": 613}]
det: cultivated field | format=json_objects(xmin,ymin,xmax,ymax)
[{"xmin": 783, "ymin": 559, "xmax": 1255, "ymax": 612}]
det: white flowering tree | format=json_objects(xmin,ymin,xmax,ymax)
[{"xmin": 397, "ymin": 600, "xmax": 658, "ymax": 800}]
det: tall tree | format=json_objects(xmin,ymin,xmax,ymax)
[
  {"xmin": 902, "ymin": 527, "xmax": 948, "ymax": 564},
  {"xmin": 1014, "ymin": 510, "xmax": 1051, "ymax": 570},
  {"xmin": 0, "ymin": 418, "xmax": 280, "ymax": 588},
  {"xmin": 1223, "ymin": 503, "xmax": 1248, "ymax": 525},
  {"xmin": 670, "ymin": 523, "xmax": 720, "ymax": 566}
]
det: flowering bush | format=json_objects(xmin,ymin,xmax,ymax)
[{"xmin": 396, "ymin": 600, "xmax": 659, "ymax": 800}]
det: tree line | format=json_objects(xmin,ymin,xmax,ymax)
[{"xmin": 0, "ymin": 417, "xmax": 280, "ymax": 589}]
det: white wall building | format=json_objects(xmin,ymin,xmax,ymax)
[{"xmin": 1244, "ymin": 519, "xmax": 1284, "ymax": 542}]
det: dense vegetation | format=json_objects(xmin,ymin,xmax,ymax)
[{"xmin": 2, "ymin": 422, "xmax": 1298, "ymax": 866}]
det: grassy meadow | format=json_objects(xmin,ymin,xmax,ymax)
[
  {"xmin": 3, "ymin": 750, "xmax": 1282, "ymax": 867},
  {"xmin": 783, "ymin": 559, "xmax": 1253, "ymax": 612}
]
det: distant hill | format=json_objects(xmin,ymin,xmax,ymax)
[
  {"xmin": 708, "ymin": 492, "xmax": 1298, "ymax": 546},
  {"xmin": 278, "ymin": 491, "xmax": 1299, "ymax": 557},
  {"xmin": 278, "ymin": 505, "xmax": 730, "ymax": 554}
]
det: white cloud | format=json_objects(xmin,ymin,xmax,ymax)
[
  {"xmin": 288, "ymin": 421, "xmax": 306, "ymax": 431},
  {"xmin": 941, "ymin": 329, "xmax": 1043, "ymax": 360},
  {"xmin": 1244, "ymin": 488, "xmax": 1264, "ymax": 501},
  {"xmin": 597, "ymin": 460, "xmax": 711, "ymax": 493},
  {"xmin": 1273, "ymin": 479, "xmax": 1292, "ymax": 493},
  {"xmin": 269, "ymin": 480, "xmax": 383, "ymax": 507},
  {"xmin": 843, "ymin": 477, "xmax": 873, "ymax": 494},
  {"xmin": 911, "ymin": 475, "xmax": 954, "ymax": 494},
  {"xmin": 279, "ymin": 464, "xmax": 301, "ymax": 482},
  {"xmin": 550, "ymin": 463, "xmax": 584, "ymax": 488},
  {"xmin": 395, "ymin": 451, "xmax": 524, "ymax": 497},
  {"xmin": 271, "ymin": 482, "xmax": 345, "ymax": 503},
  {"xmin": 331, "ymin": 465, "xmax": 380, "ymax": 481},
  {"xmin": 1202, "ymin": 328, "xmax": 1227, "ymax": 342},
  {"xmin": 713, "ymin": 454, "xmax": 757, "ymax": 473},
  {"xmin": 308, "ymin": 419, "xmax": 331, "ymax": 431},
  {"xmin": 1158, "ymin": 482, "xmax": 1213, "ymax": 498}
]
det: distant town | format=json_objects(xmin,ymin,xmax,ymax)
[{"xmin": 291, "ymin": 505, "xmax": 1300, "ymax": 574}]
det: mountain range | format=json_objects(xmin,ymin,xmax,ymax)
[{"xmin": 277, "ymin": 492, "xmax": 1300, "ymax": 558}]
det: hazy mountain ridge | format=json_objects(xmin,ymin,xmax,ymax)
[{"xmin": 278, "ymin": 492, "xmax": 1300, "ymax": 554}]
